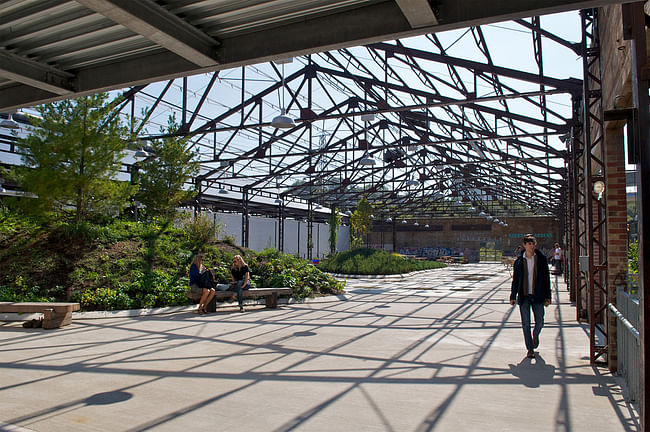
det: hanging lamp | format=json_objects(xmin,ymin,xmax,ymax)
[
  {"xmin": 406, "ymin": 177, "xmax": 419, "ymax": 187},
  {"xmin": 1, "ymin": 113, "xmax": 19, "ymax": 129},
  {"xmin": 271, "ymin": 60, "xmax": 295, "ymax": 129},
  {"xmin": 360, "ymin": 154, "xmax": 376, "ymax": 166}
]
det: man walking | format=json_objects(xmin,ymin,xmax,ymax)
[{"xmin": 510, "ymin": 234, "xmax": 552, "ymax": 358}]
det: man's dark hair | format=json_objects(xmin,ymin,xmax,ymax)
[{"xmin": 523, "ymin": 234, "xmax": 536, "ymax": 245}]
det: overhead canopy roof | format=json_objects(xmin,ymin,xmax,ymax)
[
  {"xmin": 0, "ymin": 0, "xmax": 634, "ymax": 112},
  {"xmin": 71, "ymin": 13, "xmax": 580, "ymax": 222}
]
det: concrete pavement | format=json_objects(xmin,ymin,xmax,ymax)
[{"xmin": 0, "ymin": 263, "xmax": 639, "ymax": 431}]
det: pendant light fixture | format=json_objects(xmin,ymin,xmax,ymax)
[
  {"xmin": 360, "ymin": 154, "xmax": 376, "ymax": 166},
  {"xmin": 1, "ymin": 113, "xmax": 19, "ymax": 129},
  {"xmin": 271, "ymin": 59, "xmax": 295, "ymax": 129}
]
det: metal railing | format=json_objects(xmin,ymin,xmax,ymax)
[{"xmin": 609, "ymin": 286, "xmax": 640, "ymax": 402}]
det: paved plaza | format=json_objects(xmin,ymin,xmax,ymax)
[{"xmin": 0, "ymin": 263, "xmax": 640, "ymax": 431}]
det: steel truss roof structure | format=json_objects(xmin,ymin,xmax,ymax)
[
  {"xmin": 99, "ymin": 17, "xmax": 583, "ymax": 222},
  {"xmin": 0, "ymin": 0, "xmax": 628, "ymax": 112}
]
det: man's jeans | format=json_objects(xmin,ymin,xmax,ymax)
[
  {"xmin": 519, "ymin": 296, "xmax": 545, "ymax": 350},
  {"xmin": 233, "ymin": 280, "xmax": 250, "ymax": 307}
]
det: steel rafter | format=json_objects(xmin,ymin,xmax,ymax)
[{"xmin": 6, "ymin": 18, "xmax": 579, "ymax": 223}]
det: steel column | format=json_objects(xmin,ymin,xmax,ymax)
[
  {"xmin": 581, "ymin": 8, "xmax": 608, "ymax": 365},
  {"xmin": 242, "ymin": 188, "xmax": 249, "ymax": 248},
  {"xmin": 278, "ymin": 202, "xmax": 285, "ymax": 252}
]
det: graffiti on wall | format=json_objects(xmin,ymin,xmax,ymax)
[{"xmin": 396, "ymin": 246, "xmax": 480, "ymax": 263}]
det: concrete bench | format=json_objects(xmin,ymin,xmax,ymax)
[
  {"xmin": 206, "ymin": 287, "xmax": 292, "ymax": 311},
  {"xmin": 0, "ymin": 302, "xmax": 80, "ymax": 329}
]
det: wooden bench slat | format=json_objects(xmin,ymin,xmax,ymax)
[
  {"xmin": 206, "ymin": 288, "xmax": 292, "ymax": 311},
  {"xmin": 213, "ymin": 288, "xmax": 292, "ymax": 298},
  {"xmin": 0, "ymin": 302, "xmax": 80, "ymax": 314}
]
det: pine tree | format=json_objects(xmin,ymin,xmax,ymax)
[
  {"xmin": 135, "ymin": 115, "xmax": 199, "ymax": 221},
  {"xmin": 15, "ymin": 93, "xmax": 132, "ymax": 223}
]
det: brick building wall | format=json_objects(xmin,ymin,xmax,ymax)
[
  {"xmin": 597, "ymin": 4, "xmax": 636, "ymax": 371},
  {"xmin": 368, "ymin": 216, "xmax": 561, "ymax": 261}
]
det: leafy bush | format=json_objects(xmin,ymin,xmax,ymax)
[
  {"xmin": 73, "ymin": 271, "xmax": 189, "ymax": 310},
  {"xmin": 0, "ymin": 209, "xmax": 345, "ymax": 310},
  {"xmin": 318, "ymin": 248, "xmax": 446, "ymax": 275},
  {"xmin": 0, "ymin": 276, "xmax": 58, "ymax": 302},
  {"xmin": 251, "ymin": 248, "xmax": 344, "ymax": 298},
  {"xmin": 50, "ymin": 221, "xmax": 125, "ymax": 245},
  {"xmin": 0, "ymin": 210, "xmax": 41, "ymax": 243},
  {"xmin": 182, "ymin": 213, "xmax": 220, "ymax": 252},
  {"xmin": 629, "ymin": 240, "xmax": 639, "ymax": 274}
]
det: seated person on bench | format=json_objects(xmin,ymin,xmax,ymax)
[
  {"xmin": 230, "ymin": 255, "xmax": 251, "ymax": 313},
  {"xmin": 190, "ymin": 254, "xmax": 215, "ymax": 315}
]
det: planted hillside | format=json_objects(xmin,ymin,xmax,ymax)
[
  {"xmin": 0, "ymin": 210, "xmax": 344, "ymax": 310},
  {"xmin": 318, "ymin": 248, "xmax": 446, "ymax": 275}
]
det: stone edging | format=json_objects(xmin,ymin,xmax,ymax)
[{"xmin": 0, "ymin": 293, "xmax": 350, "ymax": 321}]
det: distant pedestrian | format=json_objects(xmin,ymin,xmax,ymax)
[
  {"xmin": 510, "ymin": 234, "xmax": 552, "ymax": 359},
  {"xmin": 551, "ymin": 242, "xmax": 563, "ymax": 275}
]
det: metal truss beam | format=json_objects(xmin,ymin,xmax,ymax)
[
  {"xmin": 64, "ymin": 0, "xmax": 220, "ymax": 67},
  {"xmin": 0, "ymin": 50, "xmax": 75, "ymax": 96},
  {"xmin": 0, "ymin": 18, "xmax": 582, "ymax": 225},
  {"xmin": 580, "ymin": 8, "xmax": 608, "ymax": 365},
  {"xmin": 395, "ymin": 0, "xmax": 438, "ymax": 28},
  {"xmin": 0, "ymin": 0, "xmax": 633, "ymax": 111}
]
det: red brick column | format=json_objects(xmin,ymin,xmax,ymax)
[{"xmin": 605, "ymin": 126, "xmax": 628, "ymax": 372}]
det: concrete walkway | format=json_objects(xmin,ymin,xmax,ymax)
[{"xmin": 0, "ymin": 263, "xmax": 639, "ymax": 431}]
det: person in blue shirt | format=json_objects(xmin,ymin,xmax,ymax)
[{"xmin": 190, "ymin": 254, "xmax": 215, "ymax": 314}]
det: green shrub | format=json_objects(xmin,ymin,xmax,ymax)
[
  {"xmin": 73, "ymin": 287, "xmax": 134, "ymax": 311},
  {"xmin": 319, "ymin": 248, "xmax": 446, "ymax": 275},
  {"xmin": 252, "ymin": 248, "xmax": 344, "ymax": 298},
  {"xmin": 0, "ymin": 279, "xmax": 53, "ymax": 302},
  {"xmin": 50, "ymin": 221, "xmax": 123, "ymax": 245},
  {"xmin": 629, "ymin": 240, "xmax": 639, "ymax": 274},
  {"xmin": 0, "ymin": 209, "xmax": 345, "ymax": 309},
  {"xmin": 73, "ymin": 271, "xmax": 191, "ymax": 310},
  {"xmin": 182, "ymin": 213, "xmax": 219, "ymax": 251},
  {"xmin": 0, "ymin": 275, "xmax": 63, "ymax": 302}
]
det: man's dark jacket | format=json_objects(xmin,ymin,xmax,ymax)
[{"xmin": 510, "ymin": 249, "xmax": 552, "ymax": 305}]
